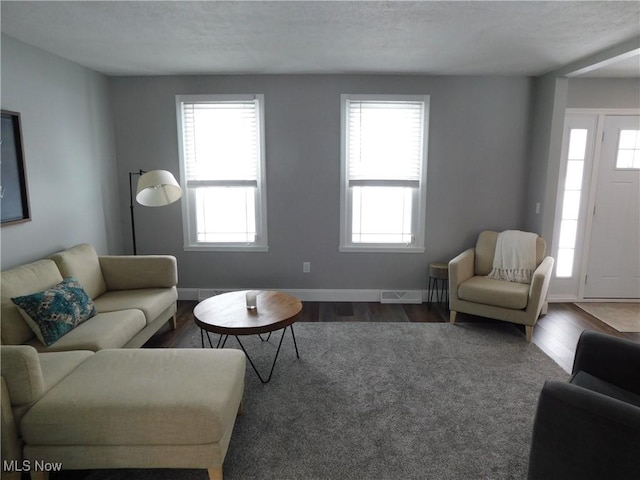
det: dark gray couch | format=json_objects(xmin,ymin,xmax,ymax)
[{"xmin": 527, "ymin": 330, "xmax": 640, "ymax": 480}]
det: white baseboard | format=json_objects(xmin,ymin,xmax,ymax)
[
  {"xmin": 178, "ymin": 288, "xmax": 434, "ymax": 303},
  {"xmin": 547, "ymin": 295, "xmax": 579, "ymax": 303},
  {"xmin": 547, "ymin": 294, "xmax": 639, "ymax": 303}
]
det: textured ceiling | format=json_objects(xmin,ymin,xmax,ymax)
[{"xmin": 1, "ymin": 1, "xmax": 639, "ymax": 77}]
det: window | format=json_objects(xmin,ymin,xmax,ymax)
[
  {"xmin": 340, "ymin": 94, "xmax": 429, "ymax": 252},
  {"xmin": 176, "ymin": 94, "xmax": 267, "ymax": 251},
  {"xmin": 556, "ymin": 128, "xmax": 588, "ymax": 277},
  {"xmin": 616, "ymin": 129, "xmax": 640, "ymax": 169}
]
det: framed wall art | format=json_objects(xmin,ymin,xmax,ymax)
[{"xmin": 1, "ymin": 110, "xmax": 31, "ymax": 226}]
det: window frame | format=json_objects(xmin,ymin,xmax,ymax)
[
  {"xmin": 175, "ymin": 94, "xmax": 268, "ymax": 252},
  {"xmin": 339, "ymin": 94, "xmax": 429, "ymax": 253}
]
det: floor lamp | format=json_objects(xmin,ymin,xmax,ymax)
[{"xmin": 129, "ymin": 169, "xmax": 182, "ymax": 255}]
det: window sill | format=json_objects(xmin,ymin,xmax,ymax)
[
  {"xmin": 339, "ymin": 245, "xmax": 425, "ymax": 254},
  {"xmin": 184, "ymin": 244, "xmax": 269, "ymax": 253}
]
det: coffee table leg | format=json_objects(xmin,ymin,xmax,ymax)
[
  {"xmin": 200, "ymin": 329, "xmax": 215, "ymax": 348},
  {"xmin": 234, "ymin": 326, "xmax": 297, "ymax": 384},
  {"xmin": 290, "ymin": 325, "xmax": 300, "ymax": 359}
]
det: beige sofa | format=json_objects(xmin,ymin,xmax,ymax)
[
  {"xmin": 1, "ymin": 243, "xmax": 178, "ymax": 351},
  {"xmin": 1, "ymin": 345, "xmax": 246, "ymax": 480},
  {"xmin": 1, "ymin": 245, "xmax": 247, "ymax": 480},
  {"xmin": 448, "ymin": 230, "xmax": 554, "ymax": 342}
]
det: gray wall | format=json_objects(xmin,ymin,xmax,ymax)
[
  {"xmin": 0, "ymin": 35, "xmax": 121, "ymax": 270},
  {"xmin": 567, "ymin": 78, "xmax": 640, "ymax": 108},
  {"xmin": 525, "ymin": 76, "xmax": 640, "ymax": 257},
  {"xmin": 524, "ymin": 75, "xmax": 569, "ymax": 249},
  {"xmin": 111, "ymin": 74, "xmax": 532, "ymax": 290}
]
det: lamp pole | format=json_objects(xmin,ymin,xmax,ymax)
[{"xmin": 128, "ymin": 169, "xmax": 146, "ymax": 255}]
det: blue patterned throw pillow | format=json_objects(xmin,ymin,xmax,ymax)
[{"xmin": 11, "ymin": 277, "xmax": 97, "ymax": 346}]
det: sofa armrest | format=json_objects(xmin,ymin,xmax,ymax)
[
  {"xmin": 0, "ymin": 346, "xmax": 44, "ymax": 406},
  {"xmin": 99, "ymin": 255, "xmax": 178, "ymax": 291},
  {"xmin": 1, "ymin": 377, "xmax": 22, "ymax": 472},
  {"xmin": 448, "ymin": 249, "xmax": 475, "ymax": 290},
  {"xmin": 572, "ymin": 331, "xmax": 640, "ymax": 395},
  {"xmin": 528, "ymin": 380, "xmax": 640, "ymax": 480},
  {"xmin": 525, "ymin": 256, "xmax": 554, "ymax": 316}
]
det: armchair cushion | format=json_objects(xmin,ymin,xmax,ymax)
[{"xmin": 458, "ymin": 276, "xmax": 530, "ymax": 309}]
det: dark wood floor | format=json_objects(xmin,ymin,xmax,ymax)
[{"xmin": 147, "ymin": 300, "xmax": 639, "ymax": 374}]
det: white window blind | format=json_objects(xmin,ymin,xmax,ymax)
[
  {"xmin": 176, "ymin": 95, "xmax": 267, "ymax": 251},
  {"xmin": 346, "ymin": 99, "xmax": 425, "ymax": 186},
  {"xmin": 340, "ymin": 95, "xmax": 429, "ymax": 252},
  {"xmin": 182, "ymin": 100, "xmax": 259, "ymax": 185}
]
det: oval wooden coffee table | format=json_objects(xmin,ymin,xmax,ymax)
[{"xmin": 194, "ymin": 290, "xmax": 302, "ymax": 383}]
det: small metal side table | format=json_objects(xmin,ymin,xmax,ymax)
[{"xmin": 428, "ymin": 262, "xmax": 449, "ymax": 304}]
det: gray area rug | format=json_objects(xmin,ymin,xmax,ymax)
[{"xmin": 85, "ymin": 322, "xmax": 567, "ymax": 480}]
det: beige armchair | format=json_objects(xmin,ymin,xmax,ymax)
[{"xmin": 448, "ymin": 231, "xmax": 554, "ymax": 342}]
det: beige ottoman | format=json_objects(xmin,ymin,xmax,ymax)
[{"xmin": 20, "ymin": 348, "xmax": 245, "ymax": 480}]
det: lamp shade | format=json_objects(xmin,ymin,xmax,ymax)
[{"xmin": 135, "ymin": 170, "xmax": 182, "ymax": 207}]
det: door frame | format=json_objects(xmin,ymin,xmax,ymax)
[{"xmin": 550, "ymin": 108, "xmax": 640, "ymax": 302}]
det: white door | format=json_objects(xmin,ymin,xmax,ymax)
[{"xmin": 584, "ymin": 116, "xmax": 640, "ymax": 299}]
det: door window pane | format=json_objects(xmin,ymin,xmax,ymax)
[
  {"xmin": 565, "ymin": 161, "xmax": 584, "ymax": 190},
  {"xmin": 559, "ymin": 220, "xmax": 578, "ymax": 249},
  {"xmin": 556, "ymin": 127, "xmax": 590, "ymax": 278},
  {"xmin": 616, "ymin": 130, "xmax": 640, "ymax": 169},
  {"xmin": 561, "ymin": 191, "xmax": 581, "ymax": 220},
  {"xmin": 556, "ymin": 249, "xmax": 575, "ymax": 277},
  {"xmin": 568, "ymin": 129, "xmax": 588, "ymax": 160}
]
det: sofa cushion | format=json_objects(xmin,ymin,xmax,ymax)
[
  {"xmin": 26, "ymin": 310, "xmax": 146, "ymax": 352},
  {"xmin": 1, "ymin": 259, "xmax": 64, "ymax": 345},
  {"xmin": 93, "ymin": 287, "xmax": 178, "ymax": 325},
  {"xmin": 571, "ymin": 371, "xmax": 640, "ymax": 408},
  {"xmin": 12, "ymin": 278, "xmax": 97, "ymax": 346},
  {"xmin": 21, "ymin": 349, "xmax": 246, "ymax": 446},
  {"xmin": 39, "ymin": 350, "xmax": 94, "ymax": 392},
  {"xmin": 458, "ymin": 275, "xmax": 530, "ymax": 309},
  {"xmin": 99, "ymin": 255, "xmax": 178, "ymax": 290},
  {"xmin": 50, "ymin": 244, "xmax": 107, "ymax": 300}
]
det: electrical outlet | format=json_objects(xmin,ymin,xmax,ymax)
[
  {"xmin": 303, "ymin": 262, "xmax": 311, "ymax": 273},
  {"xmin": 535, "ymin": 202, "xmax": 541, "ymax": 214}
]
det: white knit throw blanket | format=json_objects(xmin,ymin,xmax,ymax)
[{"xmin": 488, "ymin": 230, "xmax": 537, "ymax": 284}]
